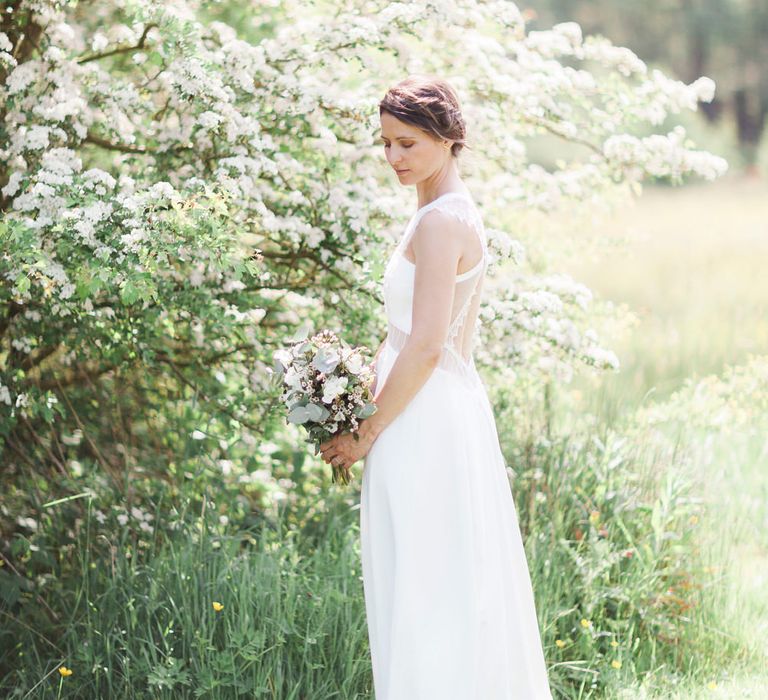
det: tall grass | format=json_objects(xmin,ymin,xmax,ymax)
[
  {"xmin": 0, "ymin": 441, "xmax": 758, "ymax": 700},
  {"xmin": 2, "ymin": 496, "xmax": 373, "ymax": 699},
  {"xmin": 4, "ymin": 421, "xmax": 741, "ymax": 699},
  {"xmin": 552, "ymin": 177, "xmax": 768, "ymax": 696},
  {"xmin": 491, "ymin": 404, "xmax": 754, "ymax": 698}
]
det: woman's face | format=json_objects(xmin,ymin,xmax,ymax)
[{"xmin": 378, "ymin": 111, "xmax": 448, "ymax": 184}]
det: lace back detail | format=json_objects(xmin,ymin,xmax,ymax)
[{"xmin": 387, "ymin": 192, "xmax": 487, "ymax": 383}]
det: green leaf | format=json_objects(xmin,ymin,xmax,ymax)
[
  {"xmin": 15, "ymin": 274, "xmax": 31, "ymax": 294},
  {"xmin": 120, "ymin": 280, "xmax": 140, "ymax": 305},
  {"xmin": 354, "ymin": 402, "xmax": 378, "ymax": 418}
]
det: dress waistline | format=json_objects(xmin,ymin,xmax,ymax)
[{"xmin": 385, "ymin": 321, "xmax": 481, "ymax": 386}]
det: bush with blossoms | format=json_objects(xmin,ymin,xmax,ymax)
[{"xmin": 0, "ymin": 0, "xmax": 727, "ymax": 527}]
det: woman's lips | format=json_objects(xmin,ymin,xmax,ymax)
[{"xmin": 396, "ymin": 169, "xmax": 409, "ymax": 174}]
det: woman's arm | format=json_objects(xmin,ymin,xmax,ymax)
[{"xmin": 356, "ymin": 210, "xmax": 467, "ymax": 447}]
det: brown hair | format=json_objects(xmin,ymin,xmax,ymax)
[{"xmin": 379, "ymin": 75, "xmax": 469, "ymax": 158}]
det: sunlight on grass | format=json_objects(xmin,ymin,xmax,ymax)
[
  {"xmin": 554, "ymin": 177, "xmax": 768, "ymax": 696},
  {"xmin": 565, "ymin": 177, "xmax": 768, "ymax": 417}
]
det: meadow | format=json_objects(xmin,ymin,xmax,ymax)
[
  {"xmin": 4, "ymin": 177, "xmax": 766, "ymax": 699},
  {"xmin": 561, "ymin": 176, "xmax": 768, "ymax": 698}
]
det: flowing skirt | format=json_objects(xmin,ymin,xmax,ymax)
[{"xmin": 360, "ymin": 340, "xmax": 554, "ymax": 700}]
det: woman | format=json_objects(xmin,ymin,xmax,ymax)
[{"xmin": 319, "ymin": 75, "xmax": 554, "ymax": 699}]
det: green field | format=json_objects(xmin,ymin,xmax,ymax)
[
  {"xmin": 563, "ymin": 176, "xmax": 768, "ymax": 698},
  {"xmin": 567, "ymin": 177, "xmax": 768, "ymax": 413}
]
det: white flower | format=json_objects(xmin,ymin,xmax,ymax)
[
  {"xmin": 198, "ymin": 111, "xmax": 223, "ymax": 129},
  {"xmin": 322, "ymin": 375, "xmax": 348, "ymax": 403},
  {"xmin": 7, "ymin": 60, "xmax": 40, "ymax": 95},
  {"xmin": 312, "ymin": 346, "xmax": 341, "ymax": 373},
  {"xmin": 222, "ymin": 278, "xmax": 245, "ymax": 292},
  {"xmin": 583, "ymin": 346, "xmax": 620, "ymax": 370},
  {"xmin": 284, "ymin": 366, "xmax": 304, "ymax": 389},
  {"xmin": 552, "ymin": 22, "xmax": 582, "ymax": 47},
  {"xmin": 188, "ymin": 264, "xmax": 205, "ymax": 287},
  {"xmin": 691, "ymin": 76, "xmax": 716, "ymax": 103},
  {"xmin": 273, "ymin": 348, "xmax": 293, "ymax": 369},
  {"xmin": 0, "ymin": 172, "xmax": 23, "ymax": 198},
  {"xmin": 25, "ymin": 125, "xmax": 51, "ymax": 151},
  {"xmin": 344, "ymin": 351, "xmax": 364, "ymax": 374},
  {"xmin": 91, "ymin": 33, "xmax": 109, "ymax": 52}
]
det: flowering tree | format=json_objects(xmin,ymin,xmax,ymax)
[{"xmin": 0, "ymin": 0, "xmax": 726, "ymax": 495}]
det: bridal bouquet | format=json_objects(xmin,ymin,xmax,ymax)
[{"xmin": 272, "ymin": 329, "xmax": 378, "ymax": 484}]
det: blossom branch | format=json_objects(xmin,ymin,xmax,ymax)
[{"xmin": 76, "ymin": 23, "xmax": 158, "ymax": 65}]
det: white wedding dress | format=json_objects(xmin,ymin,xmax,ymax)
[{"xmin": 360, "ymin": 191, "xmax": 554, "ymax": 699}]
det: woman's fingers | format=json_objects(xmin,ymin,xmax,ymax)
[
  {"xmin": 319, "ymin": 437, "xmax": 336, "ymax": 456},
  {"xmin": 322, "ymin": 448, "xmax": 339, "ymax": 464},
  {"xmin": 329, "ymin": 451, "xmax": 348, "ymax": 467},
  {"xmin": 319, "ymin": 436, "xmax": 357, "ymax": 468}
]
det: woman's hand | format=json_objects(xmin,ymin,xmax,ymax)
[{"xmin": 319, "ymin": 421, "xmax": 377, "ymax": 480}]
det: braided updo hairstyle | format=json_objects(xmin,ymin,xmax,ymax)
[{"xmin": 379, "ymin": 75, "xmax": 469, "ymax": 158}]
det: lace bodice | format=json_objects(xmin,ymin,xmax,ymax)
[{"xmin": 382, "ymin": 191, "xmax": 488, "ymax": 382}]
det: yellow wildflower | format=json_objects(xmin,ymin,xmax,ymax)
[
  {"xmin": 707, "ymin": 681, "xmax": 717, "ymax": 690},
  {"xmin": 589, "ymin": 510, "xmax": 600, "ymax": 524},
  {"xmin": 555, "ymin": 639, "xmax": 566, "ymax": 648},
  {"xmin": 212, "ymin": 601, "xmax": 224, "ymax": 612},
  {"xmin": 611, "ymin": 659, "xmax": 621, "ymax": 669},
  {"xmin": 610, "ymin": 640, "xmax": 619, "ymax": 647},
  {"xmin": 580, "ymin": 618, "xmax": 592, "ymax": 628},
  {"xmin": 58, "ymin": 666, "xmax": 73, "ymax": 677}
]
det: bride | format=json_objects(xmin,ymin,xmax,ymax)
[{"xmin": 319, "ymin": 75, "xmax": 554, "ymax": 699}]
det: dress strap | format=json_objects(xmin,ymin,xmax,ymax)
[{"xmin": 399, "ymin": 192, "xmax": 487, "ymax": 262}]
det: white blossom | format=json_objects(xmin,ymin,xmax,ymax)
[{"xmin": 322, "ymin": 375, "xmax": 348, "ymax": 403}]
